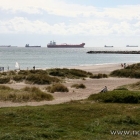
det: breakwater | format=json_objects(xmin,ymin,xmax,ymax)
[{"xmin": 87, "ymin": 51, "xmax": 140, "ymax": 54}]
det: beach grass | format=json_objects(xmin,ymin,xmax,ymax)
[
  {"xmin": 0, "ymin": 77, "xmax": 10, "ymax": 84},
  {"xmin": 47, "ymin": 68, "xmax": 93, "ymax": 79},
  {"xmin": 46, "ymin": 83, "xmax": 69, "ymax": 93},
  {"xmin": 0, "ymin": 68, "xmax": 94, "ymax": 84},
  {"xmin": 90, "ymin": 73, "xmax": 108, "ymax": 79},
  {"xmin": 88, "ymin": 90, "xmax": 140, "ymax": 103},
  {"xmin": 71, "ymin": 83, "xmax": 86, "ymax": 89},
  {"xmin": 0, "ymin": 102, "xmax": 140, "ymax": 140},
  {"xmin": 0, "ymin": 85, "xmax": 53, "ymax": 102},
  {"xmin": 110, "ymin": 63, "xmax": 140, "ymax": 78}
]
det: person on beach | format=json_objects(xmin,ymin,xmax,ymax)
[
  {"xmin": 33, "ymin": 66, "xmax": 35, "ymax": 70},
  {"xmin": 100, "ymin": 86, "xmax": 107, "ymax": 93},
  {"xmin": 124, "ymin": 63, "xmax": 126, "ymax": 68}
]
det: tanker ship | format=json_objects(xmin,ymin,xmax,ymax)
[
  {"xmin": 0, "ymin": 45, "xmax": 11, "ymax": 47},
  {"xmin": 47, "ymin": 41, "xmax": 85, "ymax": 48},
  {"xmin": 126, "ymin": 45, "xmax": 138, "ymax": 47},
  {"xmin": 104, "ymin": 45, "xmax": 113, "ymax": 47}
]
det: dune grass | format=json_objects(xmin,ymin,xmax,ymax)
[
  {"xmin": 0, "ymin": 77, "xmax": 10, "ymax": 84},
  {"xmin": 0, "ymin": 103, "xmax": 140, "ymax": 140},
  {"xmin": 0, "ymin": 68, "xmax": 94, "ymax": 84},
  {"xmin": 88, "ymin": 90, "xmax": 140, "ymax": 103},
  {"xmin": 90, "ymin": 73, "xmax": 108, "ymax": 79},
  {"xmin": 47, "ymin": 68, "xmax": 93, "ymax": 79},
  {"xmin": 110, "ymin": 63, "xmax": 140, "ymax": 78},
  {"xmin": 71, "ymin": 83, "xmax": 86, "ymax": 89},
  {"xmin": 0, "ymin": 85, "xmax": 53, "ymax": 102},
  {"xmin": 46, "ymin": 83, "xmax": 69, "ymax": 93}
]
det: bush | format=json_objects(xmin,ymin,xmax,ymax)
[
  {"xmin": 26, "ymin": 74, "xmax": 60, "ymax": 85},
  {"xmin": 71, "ymin": 83, "xmax": 86, "ymax": 89},
  {"xmin": 110, "ymin": 63, "xmax": 140, "ymax": 78},
  {"xmin": 29, "ymin": 70, "xmax": 48, "ymax": 75},
  {"xmin": 0, "ymin": 85, "xmax": 11, "ymax": 90},
  {"xmin": 48, "ymin": 68, "xmax": 92, "ymax": 79},
  {"xmin": 0, "ymin": 77, "xmax": 10, "ymax": 84},
  {"xmin": 90, "ymin": 73, "xmax": 108, "ymax": 79},
  {"xmin": 47, "ymin": 83, "xmax": 69, "ymax": 93},
  {"xmin": 0, "ymin": 86, "xmax": 53, "ymax": 102},
  {"xmin": 114, "ymin": 87, "xmax": 128, "ymax": 90},
  {"xmin": 88, "ymin": 90, "xmax": 140, "ymax": 103},
  {"xmin": 13, "ymin": 75, "xmax": 26, "ymax": 82}
]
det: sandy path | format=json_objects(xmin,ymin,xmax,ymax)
[{"xmin": 0, "ymin": 63, "xmax": 139, "ymax": 108}]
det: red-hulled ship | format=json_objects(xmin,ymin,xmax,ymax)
[{"xmin": 47, "ymin": 41, "xmax": 85, "ymax": 48}]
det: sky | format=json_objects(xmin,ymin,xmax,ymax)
[{"xmin": 0, "ymin": 0, "xmax": 140, "ymax": 47}]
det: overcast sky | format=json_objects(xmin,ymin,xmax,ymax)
[{"xmin": 0, "ymin": 0, "xmax": 140, "ymax": 47}]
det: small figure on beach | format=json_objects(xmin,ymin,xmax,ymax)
[
  {"xmin": 121, "ymin": 63, "xmax": 123, "ymax": 67},
  {"xmin": 100, "ymin": 86, "xmax": 107, "ymax": 93},
  {"xmin": 124, "ymin": 63, "xmax": 126, "ymax": 68},
  {"xmin": 33, "ymin": 66, "xmax": 35, "ymax": 70},
  {"xmin": 7, "ymin": 66, "xmax": 9, "ymax": 71}
]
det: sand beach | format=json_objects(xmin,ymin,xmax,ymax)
[{"xmin": 0, "ymin": 63, "xmax": 139, "ymax": 108}]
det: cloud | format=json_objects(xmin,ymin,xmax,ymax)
[
  {"xmin": 0, "ymin": 17, "xmax": 140, "ymax": 36},
  {"xmin": 0, "ymin": 0, "xmax": 140, "ymax": 36}
]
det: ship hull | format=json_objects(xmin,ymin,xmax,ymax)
[
  {"xmin": 0, "ymin": 45, "xmax": 11, "ymax": 47},
  {"xmin": 47, "ymin": 43, "xmax": 85, "ymax": 48},
  {"xmin": 25, "ymin": 46, "xmax": 41, "ymax": 47}
]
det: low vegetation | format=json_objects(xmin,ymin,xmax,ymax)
[
  {"xmin": 46, "ymin": 83, "xmax": 69, "ymax": 93},
  {"xmin": 0, "ymin": 85, "xmax": 53, "ymax": 102},
  {"xmin": 71, "ymin": 83, "xmax": 86, "ymax": 89},
  {"xmin": 0, "ymin": 68, "xmax": 94, "ymax": 84},
  {"xmin": 90, "ymin": 73, "xmax": 108, "ymax": 79},
  {"xmin": 110, "ymin": 63, "xmax": 140, "ymax": 78},
  {"xmin": 88, "ymin": 90, "xmax": 140, "ymax": 103},
  {"xmin": 0, "ymin": 77, "xmax": 10, "ymax": 84},
  {"xmin": 47, "ymin": 68, "xmax": 93, "ymax": 79},
  {"xmin": 26, "ymin": 74, "xmax": 60, "ymax": 84},
  {"xmin": 0, "ymin": 103, "xmax": 140, "ymax": 140}
]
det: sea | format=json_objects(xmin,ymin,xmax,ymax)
[{"xmin": 0, "ymin": 47, "xmax": 140, "ymax": 71}]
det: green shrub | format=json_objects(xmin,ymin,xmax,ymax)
[
  {"xmin": 0, "ymin": 85, "xmax": 11, "ymax": 90},
  {"xmin": 8, "ymin": 71, "xmax": 16, "ymax": 75},
  {"xmin": 0, "ymin": 72, "xmax": 7, "ymax": 76},
  {"xmin": 29, "ymin": 70, "xmax": 48, "ymax": 75},
  {"xmin": 110, "ymin": 63, "xmax": 140, "ymax": 78},
  {"xmin": 26, "ymin": 74, "xmax": 60, "ymax": 85},
  {"xmin": 71, "ymin": 83, "xmax": 86, "ymax": 89},
  {"xmin": 48, "ymin": 68, "xmax": 92, "ymax": 79},
  {"xmin": 13, "ymin": 75, "xmax": 26, "ymax": 82},
  {"xmin": 47, "ymin": 83, "xmax": 69, "ymax": 93},
  {"xmin": 114, "ymin": 87, "xmax": 128, "ymax": 90},
  {"xmin": 88, "ymin": 90, "xmax": 140, "ymax": 103},
  {"xmin": 0, "ymin": 77, "xmax": 10, "ymax": 84},
  {"xmin": 18, "ymin": 70, "xmax": 29, "ymax": 75},
  {"xmin": 0, "ymin": 86, "xmax": 53, "ymax": 102},
  {"xmin": 90, "ymin": 73, "xmax": 108, "ymax": 79}
]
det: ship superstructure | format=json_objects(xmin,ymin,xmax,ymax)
[{"xmin": 25, "ymin": 44, "xmax": 41, "ymax": 47}]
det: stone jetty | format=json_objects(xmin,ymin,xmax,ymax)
[{"xmin": 87, "ymin": 51, "xmax": 140, "ymax": 54}]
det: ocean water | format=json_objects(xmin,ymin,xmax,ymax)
[{"xmin": 0, "ymin": 47, "xmax": 140, "ymax": 70}]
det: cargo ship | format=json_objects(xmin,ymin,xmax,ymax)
[
  {"xmin": 47, "ymin": 41, "xmax": 85, "ymax": 48},
  {"xmin": 126, "ymin": 45, "xmax": 138, "ymax": 47},
  {"xmin": 0, "ymin": 45, "xmax": 11, "ymax": 47},
  {"xmin": 104, "ymin": 45, "xmax": 113, "ymax": 47},
  {"xmin": 25, "ymin": 44, "xmax": 41, "ymax": 47}
]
